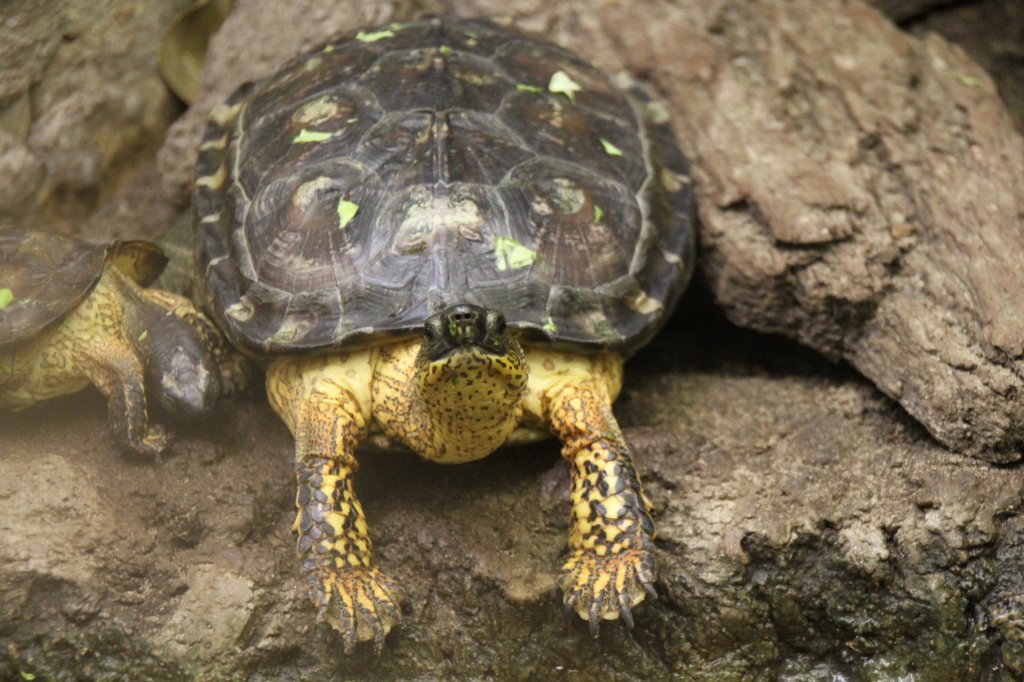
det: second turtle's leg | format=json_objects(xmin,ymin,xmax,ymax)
[
  {"xmin": 266, "ymin": 353, "xmax": 400, "ymax": 652},
  {"xmin": 56, "ymin": 270, "xmax": 170, "ymax": 456},
  {"xmin": 86, "ymin": 336, "xmax": 169, "ymax": 456}
]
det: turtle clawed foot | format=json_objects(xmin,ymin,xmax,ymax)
[
  {"xmin": 310, "ymin": 566, "xmax": 402, "ymax": 653},
  {"xmin": 558, "ymin": 547, "xmax": 656, "ymax": 636},
  {"xmin": 124, "ymin": 423, "xmax": 170, "ymax": 457}
]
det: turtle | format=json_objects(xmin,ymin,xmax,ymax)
[
  {"xmin": 0, "ymin": 231, "xmax": 227, "ymax": 455},
  {"xmin": 193, "ymin": 15, "xmax": 695, "ymax": 649}
]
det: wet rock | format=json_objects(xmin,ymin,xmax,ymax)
[{"xmin": 152, "ymin": 565, "xmax": 256, "ymax": 664}]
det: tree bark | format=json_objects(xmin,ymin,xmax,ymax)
[{"xmin": 589, "ymin": 0, "xmax": 1024, "ymax": 460}]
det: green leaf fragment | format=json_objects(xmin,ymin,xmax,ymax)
[
  {"xmin": 439, "ymin": 44, "xmax": 452, "ymax": 55},
  {"xmin": 593, "ymin": 319, "xmax": 614, "ymax": 336},
  {"xmin": 542, "ymin": 316, "xmax": 558, "ymax": 333},
  {"xmin": 494, "ymin": 236, "xmax": 538, "ymax": 271},
  {"xmin": 337, "ymin": 199, "xmax": 359, "ymax": 228},
  {"xmin": 548, "ymin": 70, "xmax": 582, "ymax": 101},
  {"xmin": 292, "ymin": 129, "xmax": 334, "ymax": 143},
  {"xmin": 0, "ymin": 288, "xmax": 14, "ymax": 309},
  {"xmin": 355, "ymin": 29, "xmax": 395, "ymax": 43},
  {"xmin": 516, "ymin": 83, "xmax": 543, "ymax": 93},
  {"xmin": 594, "ymin": 205, "xmax": 604, "ymax": 223},
  {"xmin": 644, "ymin": 100, "xmax": 671, "ymax": 125},
  {"xmin": 599, "ymin": 137, "xmax": 623, "ymax": 157},
  {"xmin": 21, "ymin": 672, "xmax": 37, "ymax": 681},
  {"xmin": 948, "ymin": 70, "xmax": 982, "ymax": 87},
  {"xmin": 138, "ymin": 330, "xmax": 149, "ymax": 341}
]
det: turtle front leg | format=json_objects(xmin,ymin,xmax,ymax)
[
  {"xmin": 86, "ymin": 335, "xmax": 170, "ymax": 457},
  {"xmin": 56, "ymin": 271, "xmax": 173, "ymax": 456},
  {"xmin": 266, "ymin": 354, "xmax": 401, "ymax": 652},
  {"xmin": 541, "ymin": 368, "xmax": 656, "ymax": 633}
]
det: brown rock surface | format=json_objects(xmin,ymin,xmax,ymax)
[
  {"xmin": 5, "ymin": 306, "xmax": 1024, "ymax": 679},
  {"xmin": 0, "ymin": 0, "xmax": 188, "ymax": 241}
]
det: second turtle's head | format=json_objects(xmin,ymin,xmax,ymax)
[
  {"xmin": 143, "ymin": 312, "xmax": 221, "ymax": 419},
  {"xmin": 416, "ymin": 303, "xmax": 527, "ymax": 396}
]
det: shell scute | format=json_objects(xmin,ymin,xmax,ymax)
[{"xmin": 444, "ymin": 111, "xmax": 535, "ymax": 185}]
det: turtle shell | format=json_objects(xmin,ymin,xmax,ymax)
[
  {"xmin": 194, "ymin": 16, "xmax": 695, "ymax": 355},
  {"xmin": 0, "ymin": 231, "xmax": 167, "ymax": 350}
]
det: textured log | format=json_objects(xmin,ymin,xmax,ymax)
[{"xmin": 593, "ymin": 0, "xmax": 1024, "ymax": 460}]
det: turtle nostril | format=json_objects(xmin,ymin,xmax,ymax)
[
  {"xmin": 448, "ymin": 310, "xmax": 478, "ymax": 324},
  {"xmin": 445, "ymin": 305, "xmax": 484, "ymax": 340}
]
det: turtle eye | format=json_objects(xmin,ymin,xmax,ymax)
[
  {"xmin": 424, "ymin": 321, "xmax": 443, "ymax": 344},
  {"xmin": 488, "ymin": 311, "xmax": 506, "ymax": 335}
]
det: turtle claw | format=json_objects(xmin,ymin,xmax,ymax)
[
  {"xmin": 588, "ymin": 607, "xmax": 602, "ymax": 637},
  {"xmin": 311, "ymin": 566, "xmax": 402, "ymax": 653},
  {"xmin": 619, "ymin": 594, "xmax": 635, "ymax": 629},
  {"xmin": 558, "ymin": 547, "xmax": 655, "ymax": 634}
]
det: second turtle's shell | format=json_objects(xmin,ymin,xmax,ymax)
[
  {"xmin": 194, "ymin": 16, "xmax": 695, "ymax": 355},
  {"xmin": 0, "ymin": 232, "xmax": 165, "ymax": 350}
]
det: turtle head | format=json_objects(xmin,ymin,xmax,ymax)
[
  {"xmin": 413, "ymin": 304, "xmax": 528, "ymax": 462},
  {"xmin": 143, "ymin": 312, "xmax": 221, "ymax": 420},
  {"xmin": 421, "ymin": 304, "xmax": 517, "ymax": 362}
]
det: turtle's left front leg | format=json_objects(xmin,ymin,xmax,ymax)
[
  {"xmin": 541, "ymin": 364, "xmax": 656, "ymax": 633},
  {"xmin": 266, "ymin": 353, "xmax": 401, "ymax": 652}
]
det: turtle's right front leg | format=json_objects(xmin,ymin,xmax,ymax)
[{"xmin": 266, "ymin": 353, "xmax": 401, "ymax": 652}]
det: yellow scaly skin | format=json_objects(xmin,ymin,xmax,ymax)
[
  {"xmin": 266, "ymin": 352, "xmax": 401, "ymax": 652},
  {"xmin": 266, "ymin": 339, "xmax": 655, "ymax": 649}
]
